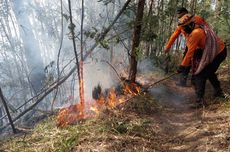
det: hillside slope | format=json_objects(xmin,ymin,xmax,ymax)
[{"xmin": 0, "ymin": 57, "xmax": 230, "ymax": 152}]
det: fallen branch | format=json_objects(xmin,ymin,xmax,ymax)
[{"xmin": 0, "ymin": 66, "xmax": 75, "ymax": 132}]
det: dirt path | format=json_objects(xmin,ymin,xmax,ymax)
[{"xmin": 146, "ymin": 79, "xmax": 230, "ymax": 152}]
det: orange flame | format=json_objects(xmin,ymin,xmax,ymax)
[
  {"xmin": 107, "ymin": 88, "xmax": 117, "ymax": 109},
  {"xmin": 123, "ymin": 82, "xmax": 141, "ymax": 95},
  {"xmin": 57, "ymin": 103, "xmax": 84, "ymax": 127},
  {"xmin": 57, "ymin": 82, "xmax": 141, "ymax": 127},
  {"xmin": 90, "ymin": 106, "xmax": 100, "ymax": 116}
]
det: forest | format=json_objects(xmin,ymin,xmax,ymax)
[{"xmin": 0, "ymin": 0, "xmax": 230, "ymax": 151}]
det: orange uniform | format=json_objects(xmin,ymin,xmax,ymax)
[
  {"xmin": 176, "ymin": 13, "xmax": 227, "ymax": 104},
  {"xmin": 181, "ymin": 27, "xmax": 225, "ymax": 67},
  {"xmin": 165, "ymin": 15, "xmax": 208, "ymax": 50}
]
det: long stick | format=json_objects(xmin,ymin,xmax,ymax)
[
  {"xmin": 0, "ymin": 88, "xmax": 17, "ymax": 133},
  {"xmin": 145, "ymin": 72, "xmax": 178, "ymax": 90},
  {"xmin": 118, "ymin": 72, "xmax": 179, "ymax": 105}
]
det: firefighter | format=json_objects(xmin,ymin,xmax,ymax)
[
  {"xmin": 177, "ymin": 13, "xmax": 227, "ymax": 107},
  {"xmin": 164, "ymin": 7, "xmax": 208, "ymax": 87}
]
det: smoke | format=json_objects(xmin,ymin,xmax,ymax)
[
  {"xmin": 83, "ymin": 59, "xmax": 119, "ymax": 100},
  {"xmin": 137, "ymin": 58, "xmax": 156, "ymax": 74},
  {"xmin": 149, "ymin": 84, "xmax": 190, "ymax": 108}
]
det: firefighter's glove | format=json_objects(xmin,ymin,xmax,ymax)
[{"xmin": 177, "ymin": 65, "xmax": 186, "ymax": 73}]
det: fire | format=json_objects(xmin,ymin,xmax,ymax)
[
  {"xmin": 122, "ymin": 82, "xmax": 141, "ymax": 95},
  {"xmin": 107, "ymin": 88, "xmax": 117, "ymax": 109},
  {"xmin": 90, "ymin": 106, "xmax": 100, "ymax": 116},
  {"xmin": 56, "ymin": 81, "xmax": 141, "ymax": 127},
  {"xmin": 57, "ymin": 102, "xmax": 85, "ymax": 127}
]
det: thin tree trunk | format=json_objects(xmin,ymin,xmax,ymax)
[
  {"xmin": 0, "ymin": 106, "xmax": 3, "ymax": 127},
  {"xmin": 154, "ymin": 0, "xmax": 160, "ymax": 56},
  {"xmin": 51, "ymin": 0, "xmax": 64, "ymax": 111},
  {"xmin": 190, "ymin": 0, "xmax": 197, "ymax": 14},
  {"xmin": 79, "ymin": 0, "xmax": 85, "ymax": 109},
  {"xmin": 182, "ymin": 0, "xmax": 185, "ymax": 7},
  {"xmin": 128, "ymin": 0, "xmax": 145, "ymax": 82},
  {"xmin": 0, "ymin": 88, "xmax": 16, "ymax": 133},
  {"xmin": 68, "ymin": 0, "xmax": 85, "ymax": 113},
  {"xmin": 145, "ymin": 0, "xmax": 154, "ymax": 57}
]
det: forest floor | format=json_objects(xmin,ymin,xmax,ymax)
[{"xmin": 0, "ymin": 61, "xmax": 230, "ymax": 152}]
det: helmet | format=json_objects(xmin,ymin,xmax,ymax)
[{"xmin": 178, "ymin": 13, "xmax": 194, "ymax": 26}]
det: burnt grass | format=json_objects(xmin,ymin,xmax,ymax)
[{"xmin": 0, "ymin": 59, "xmax": 230, "ymax": 152}]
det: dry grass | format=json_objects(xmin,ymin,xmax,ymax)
[
  {"xmin": 0, "ymin": 117, "xmax": 95, "ymax": 152},
  {"xmin": 0, "ymin": 94, "xmax": 159, "ymax": 152}
]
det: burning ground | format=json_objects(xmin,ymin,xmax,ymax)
[{"xmin": 0, "ymin": 62, "xmax": 230, "ymax": 152}]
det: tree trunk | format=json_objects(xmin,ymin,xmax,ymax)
[
  {"xmin": 68, "ymin": 0, "xmax": 85, "ymax": 114},
  {"xmin": 0, "ymin": 88, "xmax": 16, "ymax": 133},
  {"xmin": 190, "ymin": 0, "xmax": 197, "ymax": 14},
  {"xmin": 0, "ymin": 106, "xmax": 3, "ymax": 127},
  {"xmin": 145, "ymin": 0, "xmax": 154, "ymax": 57},
  {"xmin": 128, "ymin": 0, "xmax": 145, "ymax": 82},
  {"xmin": 80, "ymin": 0, "xmax": 85, "ymax": 110}
]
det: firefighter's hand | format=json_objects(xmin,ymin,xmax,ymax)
[{"xmin": 177, "ymin": 65, "xmax": 186, "ymax": 73}]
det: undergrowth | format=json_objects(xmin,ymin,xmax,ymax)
[{"xmin": 0, "ymin": 94, "xmax": 159, "ymax": 152}]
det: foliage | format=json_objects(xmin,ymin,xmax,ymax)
[{"xmin": 99, "ymin": 40, "xmax": 110, "ymax": 50}]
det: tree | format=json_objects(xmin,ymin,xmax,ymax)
[
  {"xmin": 0, "ymin": 106, "xmax": 2, "ymax": 127},
  {"xmin": 128, "ymin": 0, "xmax": 145, "ymax": 82}
]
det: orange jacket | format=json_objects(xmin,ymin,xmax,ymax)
[
  {"xmin": 165, "ymin": 15, "xmax": 208, "ymax": 50},
  {"xmin": 181, "ymin": 28, "xmax": 225, "ymax": 67}
]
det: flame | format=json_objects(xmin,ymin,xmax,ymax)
[
  {"xmin": 57, "ymin": 81, "xmax": 141, "ymax": 127},
  {"xmin": 123, "ymin": 82, "xmax": 141, "ymax": 95},
  {"xmin": 90, "ymin": 106, "xmax": 100, "ymax": 116},
  {"xmin": 96, "ymin": 96, "xmax": 105, "ymax": 106},
  {"xmin": 57, "ymin": 103, "xmax": 84, "ymax": 127},
  {"xmin": 118, "ymin": 97, "xmax": 126, "ymax": 104},
  {"xmin": 107, "ymin": 88, "xmax": 117, "ymax": 109}
]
